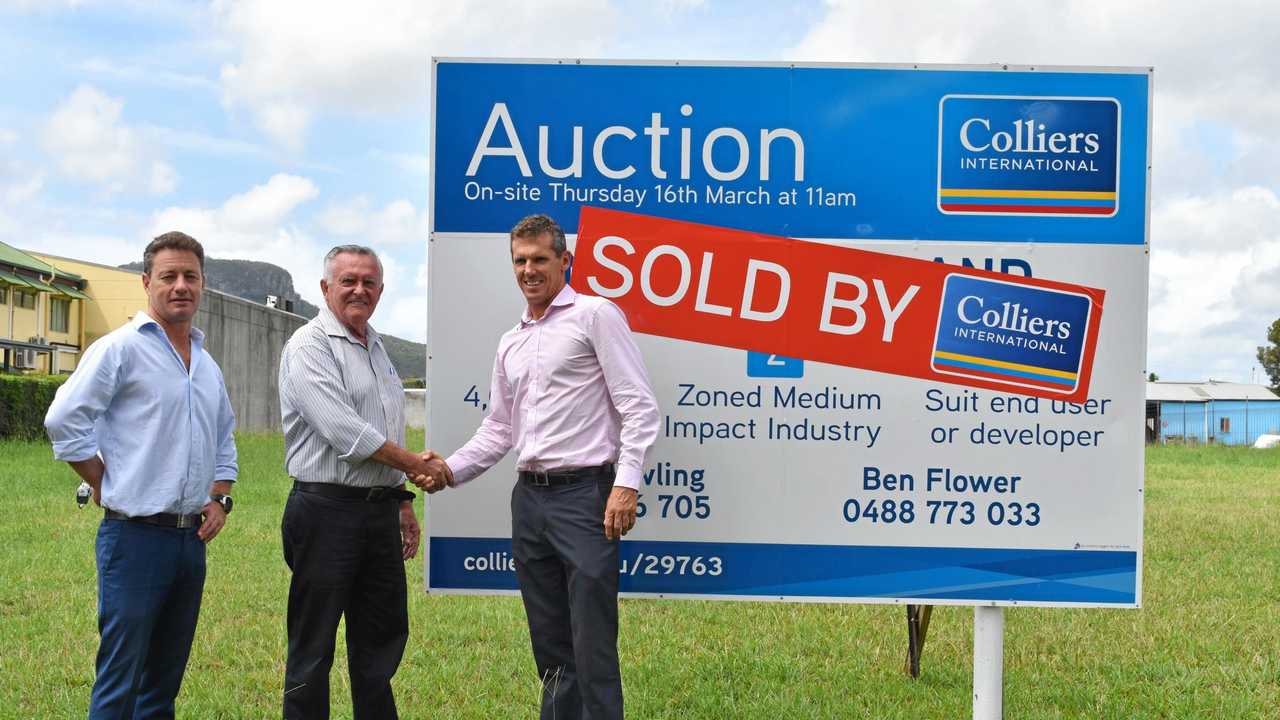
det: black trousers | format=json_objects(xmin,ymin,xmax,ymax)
[
  {"xmin": 512, "ymin": 477, "xmax": 623, "ymax": 720},
  {"xmin": 281, "ymin": 489, "xmax": 408, "ymax": 720}
]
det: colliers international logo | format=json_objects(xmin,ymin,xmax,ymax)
[
  {"xmin": 931, "ymin": 275, "xmax": 1093, "ymax": 395},
  {"xmin": 937, "ymin": 95, "xmax": 1121, "ymax": 217}
]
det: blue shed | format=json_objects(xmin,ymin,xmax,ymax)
[{"xmin": 1146, "ymin": 381, "xmax": 1280, "ymax": 445}]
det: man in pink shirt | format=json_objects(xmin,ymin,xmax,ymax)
[{"xmin": 428, "ymin": 213, "xmax": 659, "ymax": 720}]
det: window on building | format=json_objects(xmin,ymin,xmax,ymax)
[
  {"xmin": 1220, "ymin": 417, "xmax": 1230, "ymax": 433},
  {"xmin": 50, "ymin": 297, "xmax": 70, "ymax": 333},
  {"xmin": 0, "ymin": 285, "xmax": 7, "ymax": 304},
  {"xmin": 16, "ymin": 290, "xmax": 35, "ymax": 310}
]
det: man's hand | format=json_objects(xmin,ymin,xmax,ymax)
[
  {"xmin": 409, "ymin": 452, "xmax": 454, "ymax": 494},
  {"xmin": 68, "ymin": 457, "xmax": 105, "ymax": 507},
  {"xmin": 603, "ymin": 486, "xmax": 639, "ymax": 541},
  {"xmin": 198, "ymin": 501, "xmax": 226, "ymax": 543},
  {"xmin": 198, "ymin": 480, "xmax": 233, "ymax": 544},
  {"xmin": 373, "ymin": 442, "xmax": 452, "ymax": 494},
  {"xmin": 399, "ymin": 503, "xmax": 420, "ymax": 560}
]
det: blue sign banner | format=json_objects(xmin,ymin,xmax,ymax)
[
  {"xmin": 430, "ymin": 537, "xmax": 1136, "ymax": 605},
  {"xmin": 433, "ymin": 61, "xmax": 1150, "ymax": 244}
]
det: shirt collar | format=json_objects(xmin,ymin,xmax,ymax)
[
  {"xmin": 318, "ymin": 303, "xmax": 381, "ymax": 348},
  {"xmin": 521, "ymin": 284, "xmax": 578, "ymax": 325},
  {"xmin": 132, "ymin": 309, "xmax": 205, "ymax": 345}
]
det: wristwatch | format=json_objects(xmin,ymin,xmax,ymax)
[{"xmin": 210, "ymin": 494, "xmax": 233, "ymax": 515}]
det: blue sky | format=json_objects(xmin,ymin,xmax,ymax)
[{"xmin": 2, "ymin": 0, "xmax": 1278, "ymax": 384}]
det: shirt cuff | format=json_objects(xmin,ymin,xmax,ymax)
[
  {"xmin": 613, "ymin": 464, "xmax": 642, "ymax": 491},
  {"xmin": 51, "ymin": 437, "xmax": 99, "ymax": 463},
  {"xmin": 340, "ymin": 422, "xmax": 386, "ymax": 463},
  {"xmin": 443, "ymin": 453, "xmax": 481, "ymax": 486}
]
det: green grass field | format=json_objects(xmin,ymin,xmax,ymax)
[{"xmin": 1, "ymin": 436, "xmax": 1277, "ymax": 719}]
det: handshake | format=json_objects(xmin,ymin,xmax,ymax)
[{"xmin": 409, "ymin": 451, "xmax": 454, "ymax": 494}]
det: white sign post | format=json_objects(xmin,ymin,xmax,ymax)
[{"xmin": 973, "ymin": 606, "xmax": 1005, "ymax": 718}]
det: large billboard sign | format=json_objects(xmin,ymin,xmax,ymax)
[{"xmin": 427, "ymin": 59, "xmax": 1150, "ymax": 607}]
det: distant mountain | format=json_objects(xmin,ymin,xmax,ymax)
[
  {"xmin": 120, "ymin": 257, "xmax": 426, "ymax": 379},
  {"xmin": 379, "ymin": 333, "xmax": 427, "ymax": 382}
]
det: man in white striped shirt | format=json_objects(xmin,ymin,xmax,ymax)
[{"xmin": 277, "ymin": 245, "xmax": 443, "ymax": 720}]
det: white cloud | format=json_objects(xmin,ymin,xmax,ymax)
[
  {"xmin": 0, "ymin": 128, "xmax": 16, "ymax": 145},
  {"xmin": 218, "ymin": 173, "xmax": 319, "ymax": 232},
  {"xmin": 0, "ymin": 148, "xmax": 45, "ymax": 206},
  {"xmin": 252, "ymin": 102, "xmax": 310, "ymax": 153},
  {"xmin": 78, "ymin": 56, "xmax": 219, "ymax": 92},
  {"xmin": 376, "ymin": 258, "xmax": 428, "ymax": 343},
  {"xmin": 149, "ymin": 175, "xmax": 324, "ymax": 308},
  {"xmin": 42, "ymin": 84, "xmax": 178, "ymax": 195},
  {"xmin": 318, "ymin": 196, "xmax": 426, "ymax": 246},
  {"xmin": 213, "ymin": 0, "xmax": 617, "ymax": 148},
  {"xmin": 148, "ymin": 161, "xmax": 177, "ymax": 195},
  {"xmin": 1152, "ymin": 186, "xmax": 1280, "ymax": 254},
  {"xmin": 658, "ymin": 0, "xmax": 707, "ymax": 16},
  {"xmin": 1147, "ymin": 187, "xmax": 1280, "ymax": 381},
  {"xmin": 3, "ymin": 171, "xmax": 45, "ymax": 205}
]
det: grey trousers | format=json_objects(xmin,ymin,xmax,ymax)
[{"xmin": 511, "ymin": 477, "xmax": 623, "ymax": 720}]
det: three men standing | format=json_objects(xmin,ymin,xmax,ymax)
[
  {"xmin": 45, "ymin": 223, "xmax": 654, "ymax": 719},
  {"xmin": 45, "ymin": 232, "xmax": 238, "ymax": 719},
  {"xmin": 277, "ymin": 244, "xmax": 444, "ymax": 720},
  {"xmin": 431, "ymin": 214, "xmax": 660, "ymax": 720}
]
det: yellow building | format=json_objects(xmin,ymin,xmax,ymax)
[
  {"xmin": 0, "ymin": 241, "xmax": 90, "ymax": 374},
  {"xmin": 27, "ymin": 252, "xmax": 149, "ymax": 351}
]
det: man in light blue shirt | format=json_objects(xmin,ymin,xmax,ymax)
[{"xmin": 45, "ymin": 231, "xmax": 238, "ymax": 719}]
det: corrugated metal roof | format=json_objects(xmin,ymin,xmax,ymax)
[
  {"xmin": 0, "ymin": 239, "xmax": 82, "ymax": 280},
  {"xmin": 1147, "ymin": 382, "xmax": 1280, "ymax": 402}
]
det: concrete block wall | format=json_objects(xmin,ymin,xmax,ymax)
[
  {"xmin": 404, "ymin": 389, "xmax": 426, "ymax": 430},
  {"xmin": 196, "ymin": 290, "xmax": 306, "ymax": 432}
]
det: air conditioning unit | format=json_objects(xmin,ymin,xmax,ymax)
[
  {"xmin": 14, "ymin": 349, "xmax": 35, "ymax": 369},
  {"xmin": 266, "ymin": 294, "xmax": 280, "ymax": 308},
  {"xmin": 28, "ymin": 336, "xmax": 49, "ymax": 346}
]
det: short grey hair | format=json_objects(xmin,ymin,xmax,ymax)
[{"xmin": 323, "ymin": 245, "xmax": 383, "ymax": 283}]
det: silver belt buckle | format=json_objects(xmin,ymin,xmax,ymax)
[
  {"xmin": 177, "ymin": 514, "xmax": 196, "ymax": 529},
  {"xmin": 530, "ymin": 470, "xmax": 550, "ymax": 487}
]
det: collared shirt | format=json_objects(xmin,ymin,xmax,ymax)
[
  {"xmin": 279, "ymin": 305, "xmax": 405, "ymax": 488},
  {"xmin": 447, "ymin": 285, "xmax": 659, "ymax": 491},
  {"xmin": 45, "ymin": 311, "xmax": 238, "ymax": 516}
]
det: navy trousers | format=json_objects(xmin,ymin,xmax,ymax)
[
  {"xmin": 511, "ymin": 477, "xmax": 623, "ymax": 720},
  {"xmin": 89, "ymin": 518, "xmax": 206, "ymax": 720}
]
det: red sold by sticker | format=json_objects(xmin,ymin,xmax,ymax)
[{"xmin": 571, "ymin": 206, "xmax": 1105, "ymax": 402}]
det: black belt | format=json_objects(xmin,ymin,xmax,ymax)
[
  {"xmin": 105, "ymin": 508, "xmax": 202, "ymax": 529},
  {"xmin": 293, "ymin": 481, "xmax": 414, "ymax": 503},
  {"xmin": 518, "ymin": 463, "xmax": 615, "ymax": 487}
]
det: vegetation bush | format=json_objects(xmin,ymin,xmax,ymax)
[{"xmin": 0, "ymin": 374, "xmax": 67, "ymax": 439}]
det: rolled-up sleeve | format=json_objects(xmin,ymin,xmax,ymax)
[
  {"xmin": 446, "ymin": 351, "xmax": 515, "ymax": 485},
  {"xmin": 214, "ymin": 375, "xmax": 239, "ymax": 483},
  {"xmin": 45, "ymin": 340, "xmax": 119, "ymax": 462},
  {"xmin": 281, "ymin": 343, "xmax": 386, "ymax": 462},
  {"xmin": 591, "ymin": 302, "xmax": 659, "ymax": 491}
]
